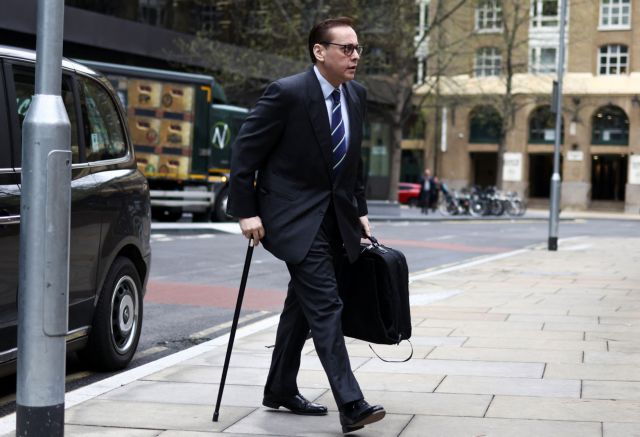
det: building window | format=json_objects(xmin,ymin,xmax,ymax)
[
  {"xmin": 403, "ymin": 111, "xmax": 426, "ymax": 140},
  {"xmin": 591, "ymin": 105, "xmax": 629, "ymax": 145},
  {"xmin": 600, "ymin": 0, "xmax": 631, "ymax": 29},
  {"xmin": 476, "ymin": 0, "xmax": 502, "ymax": 32},
  {"xmin": 530, "ymin": 47, "xmax": 557, "ymax": 73},
  {"xmin": 531, "ymin": 0, "xmax": 559, "ymax": 28},
  {"xmin": 474, "ymin": 47, "xmax": 501, "ymax": 76},
  {"xmin": 469, "ymin": 105, "xmax": 502, "ymax": 143},
  {"xmin": 416, "ymin": 57, "xmax": 428, "ymax": 84},
  {"xmin": 416, "ymin": 0, "xmax": 430, "ymax": 36},
  {"xmin": 529, "ymin": 105, "xmax": 563, "ymax": 143},
  {"xmin": 598, "ymin": 44, "xmax": 629, "ymax": 75}
]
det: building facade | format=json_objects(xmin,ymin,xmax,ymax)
[{"xmin": 418, "ymin": 0, "xmax": 640, "ymax": 212}]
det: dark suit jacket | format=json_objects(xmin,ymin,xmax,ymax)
[{"xmin": 228, "ymin": 67, "xmax": 368, "ymax": 264}]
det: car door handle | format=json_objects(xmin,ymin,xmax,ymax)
[{"xmin": 0, "ymin": 215, "xmax": 20, "ymax": 225}]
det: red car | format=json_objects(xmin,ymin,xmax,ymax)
[{"xmin": 397, "ymin": 182, "xmax": 421, "ymax": 206}]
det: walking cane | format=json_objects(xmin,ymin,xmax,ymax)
[{"xmin": 212, "ymin": 237, "xmax": 254, "ymax": 422}]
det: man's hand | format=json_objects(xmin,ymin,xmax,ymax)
[
  {"xmin": 359, "ymin": 215, "xmax": 372, "ymax": 238},
  {"xmin": 239, "ymin": 216, "xmax": 265, "ymax": 246}
]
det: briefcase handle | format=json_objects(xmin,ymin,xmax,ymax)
[{"xmin": 364, "ymin": 235, "xmax": 380, "ymax": 246}]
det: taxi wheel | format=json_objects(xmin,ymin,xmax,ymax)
[{"xmin": 84, "ymin": 257, "xmax": 143, "ymax": 371}]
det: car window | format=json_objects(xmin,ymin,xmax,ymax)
[
  {"xmin": 12, "ymin": 68, "xmax": 80, "ymax": 164},
  {"xmin": 79, "ymin": 78, "xmax": 126, "ymax": 162}
]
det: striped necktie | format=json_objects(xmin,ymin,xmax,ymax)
[{"xmin": 330, "ymin": 89, "xmax": 347, "ymax": 177}]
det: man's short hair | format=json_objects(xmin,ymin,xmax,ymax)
[{"xmin": 308, "ymin": 17, "xmax": 355, "ymax": 64}]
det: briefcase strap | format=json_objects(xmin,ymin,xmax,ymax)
[{"xmin": 368, "ymin": 340, "xmax": 413, "ymax": 363}]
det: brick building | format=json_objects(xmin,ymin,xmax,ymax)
[{"xmin": 417, "ymin": 0, "xmax": 640, "ymax": 212}]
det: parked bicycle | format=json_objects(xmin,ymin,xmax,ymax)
[{"xmin": 438, "ymin": 185, "xmax": 526, "ymax": 217}]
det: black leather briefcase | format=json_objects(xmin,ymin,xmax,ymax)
[{"xmin": 335, "ymin": 236, "xmax": 412, "ymax": 345}]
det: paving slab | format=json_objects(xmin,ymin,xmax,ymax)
[
  {"xmin": 144, "ymin": 364, "xmax": 269, "ymax": 386},
  {"xmin": 418, "ymin": 319, "xmax": 544, "ymax": 330},
  {"xmin": 507, "ymin": 314, "xmax": 599, "ymax": 323},
  {"xmin": 436, "ymin": 375, "xmax": 581, "ymax": 398},
  {"xmin": 409, "ymin": 310, "xmax": 509, "ymax": 321},
  {"xmin": 451, "ymin": 327, "xmax": 584, "ymax": 340},
  {"xmin": 487, "ymin": 395, "xmax": 640, "ymax": 423},
  {"xmin": 66, "ymin": 399, "xmax": 255, "ymax": 433},
  {"xmin": 603, "ymin": 422, "xmax": 640, "ymax": 437},
  {"xmin": 544, "ymin": 322, "xmax": 640, "ymax": 333},
  {"xmin": 582, "ymin": 380, "xmax": 640, "ymax": 401},
  {"xmin": 584, "ymin": 351, "xmax": 640, "ymax": 365},
  {"xmin": 608, "ymin": 341, "xmax": 640, "ymax": 353},
  {"xmin": 463, "ymin": 337, "xmax": 607, "ymax": 351},
  {"xmin": 399, "ymin": 415, "xmax": 601, "ymax": 437},
  {"xmin": 225, "ymin": 409, "xmax": 411, "ymax": 436},
  {"xmin": 427, "ymin": 346, "xmax": 582, "ymax": 363},
  {"xmin": 545, "ymin": 363, "xmax": 640, "ymax": 381},
  {"xmin": 586, "ymin": 331, "xmax": 640, "ymax": 341},
  {"xmin": 359, "ymin": 357, "xmax": 544, "ymax": 378},
  {"xmin": 600, "ymin": 316, "xmax": 639, "ymax": 325}
]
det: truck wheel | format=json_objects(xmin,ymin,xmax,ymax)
[
  {"xmin": 213, "ymin": 187, "xmax": 231, "ymax": 222},
  {"xmin": 83, "ymin": 257, "xmax": 143, "ymax": 371}
]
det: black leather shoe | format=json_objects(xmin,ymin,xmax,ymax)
[
  {"xmin": 262, "ymin": 393, "xmax": 328, "ymax": 416},
  {"xmin": 339, "ymin": 399, "xmax": 385, "ymax": 433}
]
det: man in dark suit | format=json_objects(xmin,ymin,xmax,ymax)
[
  {"xmin": 418, "ymin": 168, "xmax": 434, "ymax": 214},
  {"xmin": 228, "ymin": 17, "xmax": 385, "ymax": 434}
]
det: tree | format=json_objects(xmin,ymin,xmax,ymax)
[
  {"xmin": 352, "ymin": 0, "xmax": 468, "ymax": 201},
  {"xmin": 172, "ymin": 0, "xmax": 468, "ymax": 199}
]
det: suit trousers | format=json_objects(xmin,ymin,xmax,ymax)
[{"xmin": 264, "ymin": 204, "xmax": 363, "ymax": 408}]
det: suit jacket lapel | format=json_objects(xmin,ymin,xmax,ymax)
[{"xmin": 304, "ymin": 69, "xmax": 333, "ymax": 173}]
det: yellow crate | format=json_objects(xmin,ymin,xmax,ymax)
[
  {"xmin": 159, "ymin": 120, "xmax": 192, "ymax": 148},
  {"xmin": 158, "ymin": 155, "xmax": 191, "ymax": 180},
  {"xmin": 135, "ymin": 152, "xmax": 160, "ymax": 176},
  {"xmin": 160, "ymin": 83, "xmax": 194, "ymax": 113},
  {"xmin": 129, "ymin": 80, "xmax": 162, "ymax": 109},
  {"xmin": 129, "ymin": 116, "xmax": 161, "ymax": 146}
]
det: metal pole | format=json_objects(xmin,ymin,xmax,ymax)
[
  {"xmin": 548, "ymin": 0, "xmax": 567, "ymax": 251},
  {"xmin": 16, "ymin": 0, "xmax": 71, "ymax": 435}
]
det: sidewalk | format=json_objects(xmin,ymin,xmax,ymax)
[{"xmin": 2, "ymin": 236, "xmax": 639, "ymax": 436}]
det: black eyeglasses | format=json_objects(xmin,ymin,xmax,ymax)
[{"xmin": 320, "ymin": 42, "xmax": 364, "ymax": 56}]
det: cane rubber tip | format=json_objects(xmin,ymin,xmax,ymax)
[{"xmin": 213, "ymin": 412, "xmax": 219, "ymax": 422}]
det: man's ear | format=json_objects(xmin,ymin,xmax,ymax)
[{"xmin": 313, "ymin": 44, "xmax": 325, "ymax": 63}]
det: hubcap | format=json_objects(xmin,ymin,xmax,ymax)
[{"xmin": 110, "ymin": 275, "xmax": 139, "ymax": 354}]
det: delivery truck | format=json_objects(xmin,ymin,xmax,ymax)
[{"xmin": 79, "ymin": 60, "xmax": 229, "ymax": 222}]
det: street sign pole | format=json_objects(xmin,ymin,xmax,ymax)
[
  {"xmin": 548, "ymin": 0, "xmax": 567, "ymax": 251},
  {"xmin": 16, "ymin": 0, "xmax": 71, "ymax": 435}
]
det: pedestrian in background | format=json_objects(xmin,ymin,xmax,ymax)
[
  {"xmin": 228, "ymin": 16, "xmax": 385, "ymax": 434},
  {"xmin": 429, "ymin": 175, "xmax": 441, "ymax": 212},
  {"xmin": 418, "ymin": 168, "xmax": 434, "ymax": 214}
]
